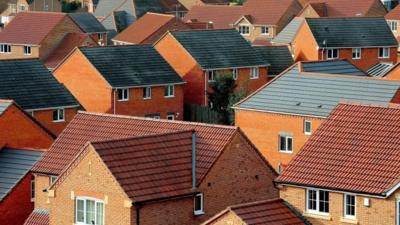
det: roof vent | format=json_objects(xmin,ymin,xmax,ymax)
[
  {"xmin": 324, "ymin": 27, "xmax": 329, "ymax": 32},
  {"xmin": 318, "ymin": 104, "xmax": 323, "ymax": 108},
  {"xmin": 296, "ymin": 102, "xmax": 301, "ymax": 106}
]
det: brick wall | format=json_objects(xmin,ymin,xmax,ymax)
[
  {"xmin": 0, "ymin": 45, "xmax": 39, "ymax": 60},
  {"xmin": 33, "ymin": 174, "xmax": 52, "ymax": 210},
  {"xmin": 204, "ymin": 211, "xmax": 244, "ymax": 225},
  {"xmin": 293, "ymin": 23, "xmax": 320, "ymax": 61},
  {"xmin": 32, "ymin": 107, "xmax": 78, "ymax": 136}
]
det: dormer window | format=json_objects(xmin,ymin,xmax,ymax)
[
  {"xmin": 238, "ymin": 25, "xmax": 250, "ymax": 35},
  {"xmin": 261, "ymin": 26, "xmax": 269, "ymax": 35},
  {"xmin": 0, "ymin": 44, "xmax": 11, "ymax": 54}
]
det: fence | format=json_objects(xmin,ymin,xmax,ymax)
[{"xmin": 184, "ymin": 104, "xmax": 221, "ymax": 124}]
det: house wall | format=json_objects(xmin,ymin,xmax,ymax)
[
  {"xmin": 33, "ymin": 174, "xmax": 52, "ymax": 210},
  {"xmin": 280, "ymin": 185, "xmax": 400, "ymax": 225},
  {"xmin": 234, "ymin": 18, "xmax": 277, "ymax": 42},
  {"xmin": 298, "ymin": 5, "xmax": 321, "ymax": 18},
  {"xmin": 366, "ymin": 0, "xmax": 389, "ymax": 17},
  {"xmin": 235, "ymin": 109, "xmax": 324, "ymax": 171},
  {"xmin": 0, "ymin": 45, "xmax": 39, "ymax": 59},
  {"xmin": 203, "ymin": 211, "xmax": 245, "ymax": 225},
  {"xmin": 32, "ymin": 107, "xmax": 78, "ymax": 136},
  {"xmin": 0, "ymin": 0, "xmax": 29, "ymax": 26},
  {"xmin": 293, "ymin": 23, "xmax": 319, "ymax": 61},
  {"xmin": 0, "ymin": 104, "xmax": 53, "ymax": 149},
  {"xmin": 385, "ymin": 65, "xmax": 400, "ymax": 80},
  {"xmin": 275, "ymin": 0, "xmax": 303, "ymax": 34},
  {"xmin": 0, "ymin": 173, "xmax": 34, "ymax": 225},
  {"xmin": 29, "ymin": 0, "xmax": 62, "ymax": 12}
]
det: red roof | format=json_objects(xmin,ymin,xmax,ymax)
[
  {"xmin": 183, "ymin": 5, "xmax": 242, "ymax": 29},
  {"xmin": 386, "ymin": 4, "xmax": 400, "ymax": 20},
  {"xmin": 301, "ymin": 0, "xmax": 386, "ymax": 17},
  {"xmin": 32, "ymin": 112, "xmax": 237, "ymax": 183},
  {"xmin": 90, "ymin": 130, "xmax": 195, "ymax": 202},
  {"xmin": 23, "ymin": 209, "xmax": 49, "ymax": 225},
  {"xmin": 203, "ymin": 198, "xmax": 307, "ymax": 225},
  {"xmin": 277, "ymin": 103, "xmax": 400, "ymax": 196},
  {"xmin": 0, "ymin": 12, "xmax": 66, "ymax": 45}
]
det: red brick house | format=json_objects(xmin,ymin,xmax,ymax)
[
  {"xmin": 54, "ymin": 45, "xmax": 185, "ymax": 120},
  {"xmin": 0, "ymin": 99, "xmax": 54, "ymax": 225},
  {"xmin": 29, "ymin": 112, "xmax": 278, "ymax": 225},
  {"xmin": 68, "ymin": 12, "xmax": 108, "ymax": 46},
  {"xmin": 154, "ymin": 29, "xmax": 270, "ymax": 106}
]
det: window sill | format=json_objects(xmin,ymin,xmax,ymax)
[
  {"xmin": 303, "ymin": 212, "xmax": 331, "ymax": 221},
  {"xmin": 304, "ymin": 132, "xmax": 312, "ymax": 136},
  {"xmin": 164, "ymin": 96, "xmax": 175, "ymax": 98},
  {"xmin": 194, "ymin": 211, "xmax": 204, "ymax": 216},
  {"xmin": 53, "ymin": 120, "xmax": 65, "ymax": 123},
  {"xmin": 378, "ymin": 57, "xmax": 390, "ymax": 59},
  {"xmin": 117, "ymin": 99, "xmax": 129, "ymax": 102},
  {"xmin": 340, "ymin": 217, "xmax": 358, "ymax": 224},
  {"xmin": 143, "ymin": 98, "xmax": 152, "ymax": 100},
  {"xmin": 279, "ymin": 150, "xmax": 293, "ymax": 154},
  {"xmin": 250, "ymin": 77, "xmax": 259, "ymax": 80}
]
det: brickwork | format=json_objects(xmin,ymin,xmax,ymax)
[
  {"xmin": 33, "ymin": 174, "xmax": 52, "ymax": 210},
  {"xmin": 205, "ymin": 211, "xmax": 245, "ymax": 225},
  {"xmin": 0, "ymin": 45, "xmax": 39, "ymax": 60},
  {"xmin": 32, "ymin": 107, "xmax": 78, "ymax": 136}
]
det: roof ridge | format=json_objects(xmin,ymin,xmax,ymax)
[
  {"xmin": 79, "ymin": 44, "xmax": 152, "ymax": 50},
  {"xmin": 299, "ymin": 70, "xmax": 400, "ymax": 81},
  {"xmin": 306, "ymin": 16, "xmax": 385, "ymax": 20},
  {"xmin": 20, "ymin": 11, "xmax": 66, "ymax": 15},
  {"xmin": 146, "ymin": 12, "xmax": 176, "ymax": 17},
  {"xmin": 338, "ymin": 101, "xmax": 400, "ymax": 109},
  {"xmin": 171, "ymin": 28, "xmax": 236, "ymax": 33}
]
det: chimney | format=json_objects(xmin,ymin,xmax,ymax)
[{"xmin": 191, "ymin": 130, "xmax": 196, "ymax": 189}]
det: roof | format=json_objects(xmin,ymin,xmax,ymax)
[
  {"xmin": 68, "ymin": 12, "xmax": 107, "ymax": 33},
  {"xmin": 0, "ymin": 101, "xmax": 12, "ymax": 115},
  {"xmin": 305, "ymin": 17, "xmax": 398, "ymax": 48},
  {"xmin": 44, "ymin": 33, "xmax": 96, "ymax": 69},
  {"xmin": 253, "ymin": 46, "xmax": 294, "ymax": 75},
  {"xmin": 272, "ymin": 17, "xmax": 304, "ymax": 44},
  {"xmin": 94, "ymin": 0, "xmax": 135, "ymax": 32},
  {"xmin": 301, "ymin": 60, "xmax": 368, "ymax": 76},
  {"xmin": 183, "ymin": 5, "xmax": 242, "ymax": 29},
  {"xmin": 277, "ymin": 103, "xmax": 400, "ymax": 196},
  {"xmin": 0, "ymin": 12, "xmax": 66, "ymax": 45},
  {"xmin": 367, "ymin": 63, "xmax": 397, "ymax": 77},
  {"xmin": 23, "ymin": 208, "xmax": 49, "ymax": 225},
  {"xmin": 0, "ymin": 59, "xmax": 79, "ymax": 110},
  {"xmin": 79, "ymin": 45, "xmax": 184, "ymax": 87},
  {"xmin": 301, "ymin": 0, "xmax": 387, "ymax": 17},
  {"xmin": 170, "ymin": 29, "xmax": 266, "ymax": 69},
  {"xmin": 32, "ymin": 112, "xmax": 237, "ymax": 177},
  {"xmin": 91, "ymin": 130, "xmax": 194, "ymax": 202},
  {"xmin": 386, "ymin": 4, "xmax": 400, "ymax": 20},
  {"xmin": 0, "ymin": 148, "xmax": 43, "ymax": 201},
  {"xmin": 235, "ymin": 63, "xmax": 400, "ymax": 117},
  {"xmin": 203, "ymin": 198, "xmax": 309, "ymax": 225}
]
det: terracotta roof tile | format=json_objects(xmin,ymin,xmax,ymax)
[
  {"xmin": 386, "ymin": 4, "xmax": 400, "ymax": 20},
  {"xmin": 23, "ymin": 208, "xmax": 49, "ymax": 225},
  {"xmin": 302, "ymin": 0, "xmax": 386, "ymax": 17},
  {"xmin": 32, "ymin": 112, "xmax": 237, "ymax": 184},
  {"xmin": 183, "ymin": 5, "xmax": 241, "ymax": 29},
  {"xmin": 277, "ymin": 103, "xmax": 400, "ymax": 196},
  {"xmin": 0, "ymin": 12, "xmax": 66, "ymax": 45}
]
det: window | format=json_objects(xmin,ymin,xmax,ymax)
[
  {"xmin": 52, "ymin": 108, "xmax": 64, "ymax": 122},
  {"xmin": 31, "ymin": 179, "xmax": 35, "ymax": 202},
  {"xmin": 379, "ymin": 47, "xmax": 390, "ymax": 58},
  {"xmin": 98, "ymin": 33, "xmax": 104, "ymax": 46},
  {"xmin": 0, "ymin": 44, "xmax": 11, "ymax": 54},
  {"xmin": 164, "ymin": 85, "xmax": 174, "ymax": 97},
  {"xmin": 50, "ymin": 176, "xmax": 57, "ymax": 185},
  {"xmin": 76, "ymin": 197, "xmax": 104, "ymax": 225},
  {"xmin": 1, "ymin": 16, "xmax": 10, "ymax": 24},
  {"xmin": 304, "ymin": 120, "xmax": 312, "ymax": 135},
  {"xmin": 194, "ymin": 193, "xmax": 204, "ymax": 215},
  {"xmin": 307, "ymin": 189, "xmax": 329, "ymax": 214},
  {"xmin": 261, "ymin": 26, "xmax": 269, "ymax": 35},
  {"xmin": 143, "ymin": 87, "xmax": 151, "ymax": 99},
  {"xmin": 9, "ymin": 3, "xmax": 16, "ymax": 13},
  {"xmin": 389, "ymin": 20, "xmax": 398, "ymax": 32},
  {"xmin": 19, "ymin": 4, "xmax": 26, "ymax": 11},
  {"xmin": 279, "ymin": 134, "xmax": 293, "ymax": 152},
  {"xmin": 117, "ymin": 88, "xmax": 128, "ymax": 101},
  {"xmin": 344, "ymin": 194, "xmax": 356, "ymax": 219},
  {"xmin": 238, "ymin": 25, "xmax": 250, "ymax": 35},
  {"xmin": 167, "ymin": 113, "xmax": 175, "ymax": 120},
  {"xmin": 232, "ymin": 68, "xmax": 238, "ymax": 80},
  {"xmin": 352, "ymin": 48, "xmax": 361, "ymax": 59},
  {"xmin": 326, "ymin": 49, "xmax": 339, "ymax": 59},
  {"xmin": 250, "ymin": 67, "xmax": 259, "ymax": 79},
  {"xmin": 207, "ymin": 70, "xmax": 215, "ymax": 82},
  {"xmin": 24, "ymin": 45, "xmax": 31, "ymax": 55}
]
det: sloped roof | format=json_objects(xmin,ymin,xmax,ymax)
[
  {"xmin": 272, "ymin": 17, "xmax": 304, "ymax": 44},
  {"xmin": 235, "ymin": 63, "xmax": 400, "ymax": 117},
  {"xmin": 277, "ymin": 103, "xmax": 400, "ymax": 196},
  {"xmin": 0, "ymin": 149, "xmax": 43, "ymax": 201},
  {"xmin": 367, "ymin": 63, "xmax": 397, "ymax": 77},
  {"xmin": 92, "ymin": 130, "xmax": 194, "ymax": 202},
  {"xmin": 386, "ymin": 4, "xmax": 400, "ymax": 20},
  {"xmin": 69, "ymin": 12, "xmax": 107, "ymax": 33},
  {"xmin": 171, "ymin": 29, "xmax": 266, "ymax": 69},
  {"xmin": 301, "ymin": 60, "xmax": 368, "ymax": 76},
  {"xmin": 306, "ymin": 17, "xmax": 398, "ymax": 48},
  {"xmin": 23, "ymin": 208, "xmax": 49, "ymax": 225},
  {"xmin": 253, "ymin": 46, "xmax": 294, "ymax": 75},
  {"xmin": 307, "ymin": 2, "xmax": 327, "ymax": 17},
  {"xmin": 0, "ymin": 101, "xmax": 12, "ymax": 115},
  {"xmin": 0, "ymin": 12, "xmax": 66, "ymax": 45},
  {"xmin": 79, "ymin": 45, "xmax": 184, "ymax": 87},
  {"xmin": 301, "ymin": 0, "xmax": 387, "ymax": 17},
  {"xmin": 94, "ymin": 0, "xmax": 135, "ymax": 32},
  {"xmin": 183, "ymin": 5, "xmax": 242, "ymax": 29},
  {"xmin": 32, "ymin": 112, "xmax": 237, "ymax": 177},
  {"xmin": 0, "ymin": 59, "xmax": 79, "ymax": 110}
]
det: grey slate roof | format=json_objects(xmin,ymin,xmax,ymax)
[
  {"xmin": 253, "ymin": 46, "xmax": 293, "ymax": 75},
  {"xmin": 306, "ymin": 17, "xmax": 398, "ymax": 48},
  {"xmin": 236, "ymin": 65, "xmax": 400, "ymax": 117},
  {"xmin": 0, "ymin": 101, "xmax": 11, "ymax": 115},
  {"xmin": 0, "ymin": 59, "xmax": 79, "ymax": 110},
  {"xmin": 69, "ymin": 12, "xmax": 107, "ymax": 33},
  {"xmin": 272, "ymin": 17, "xmax": 304, "ymax": 44},
  {"xmin": 0, "ymin": 149, "xmax": 43, "ymax": 201},
  {"xmin": 79, "ymin": 45, "xmax": 184, "ymax": 87},
  {"xmin": 302, "ymin": 60, "xmax": 368, "ymax": 76},
  {"xmin": 94, "ymin": 0, "xmax": 135, "ymax": 32},
  {"xmin": 367, "ymin": 63, "xmax": 395, "ymax": 77},
  {"xmin": 171, "ymin": 29, "xmax": 267, "ymax": 70}
]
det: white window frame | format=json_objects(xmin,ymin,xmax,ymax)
[
  {"xmin": 279, "ymin": 134, "xmax": 293, "ymax": 153},
  {"xmin": 0, "ymin": 44, "xmax": 11, "ymax": 54},
  {"xmin": 250, "ymin": 67, "xmax": 259, "ymax": 79},
  {"xmin": 9, "ymin": 3, "xmax": 16, "ymax": 13},
  {"xmin": 194, "ymin": 193, "xmax": 204, "ymax": 215},
  {"xmin": 261, "ymin": 26, "xmax": 269, "ymax": 35},
  {"xmin": 117, "ymin": 88, "xmax": 129, "ymax": 101},
  {"xmin": 167, "ymin": 113, "xmax": 175, "ymax": 120},
  {"xmin": 75, "ymin": 197, "xmax": 104, "ymax": 225},
  {"xmin": 53, "ymin": 108, "xmax": 65, "ymax": 122},
  {"xmin": 143, "ymin": 87, "xmax": 152, "ymax": 99},
  {"xmin": 164, "ymin": 85, "xmax": 174, "ymax": 98},
  {"xmin": 207, "ymin": 70, "xmax": 215, "ymax": 82},
  {"xmin": 232, "ymin": 68, "xmax": 238, "ymax": 80},
  {"xmin": 352, "ymin": 48, "xmax": 361, "ymax": 59},
  {"xmin": 379, "ymin": 47, "xmax": 390, "ymax": 59},
  {"xmin": 304, "ymin": 120, "xmax": 312, "ymax": 135},
  {"xmin": 50, "ymin": 176, "xmax": 57, "ymax": 185},
  {"xmin": 326, "ymin": 48, "xmax": 339, "ymax": 59},
  {"xmin": 389, "ymin": 20, "xmax": 398, "ymax": 32},
  {"xmin": 344, "ymin": 194, "xmax": 356, "ymax": 219},
  {"xmin": 306, "ymin": 189, "xmax": 330, "ymax": 215},
  {"xmin": 238, "ymin": 25, "xmax": 250, "ymax": 36},
  {"xmin": 24, "ymin": 45, "xmax": 31, "ymax": 55},
  {"xmin": 31, "ymin": 179, "xmax": 35, "ymax": 202}
]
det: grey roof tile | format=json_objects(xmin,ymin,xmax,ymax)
[
  {"xmin": 253, "ymin": 46, "xmax": 293, "ymax": 75},
  {"xmin": 69, "ymin": 12, "xmax": 107, "ymax": 33},
  {"xmin": 302, "ymin": 60, "xmax": 368, "ymax": 76},
  {"xmin": 272, "ymin": 17, "xmax": 304, "ymax": 44},
  {"xmin": 367, "ymin": 63, "xmax": 395, "ymax": 77},
  {"xmin": 0, "ymin": 101, "xmax": 11, "ymax": 115}
]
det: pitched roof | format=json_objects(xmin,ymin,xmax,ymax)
[
  {"xmin": 0, "ymin": 101, "xmax": 12, "ymax": 115},
  {"xmin": 305, "ymin": 17, "xmax": 398, "ymax": 48},
  {"xmin": 170, "ymin": 29, "xmax": 266, "ymax": 69},
  {"xmin": 78, "ymin": 45, "xmax": 184, "ymax": 87},
  {"xmin": 367, "ymin": 62, "xmax": 397, "ymax": 77},
  {"xmin": 0, "ymin": 12, "xmax": 66, "ymax": 45},
  {"xmin": 94, "ymin": 0, "xmax": 135, "ymax": 32},
  {"xmin": 301, "ymin": 60, "xmax": 368, "ymax": 76},
  {"xmin": 0, "ymin": 148, "xmax": 43, "ymax": 201},
  {"xmin": 235, "ymin": 63, "xmax": 400, "ymax": 117},
  {"xmin": 68, "ymin": 12, "xmax": 107, "ymax": 33},
  {"xmin": 301, "ymin": 0, "xmax": 387, "ymax": 17},
  {"xmin": 253, "ymin": 46, "xmax": 294, "ymax": 75},
  {"xmin": 272, "ymin": 17, "xmax": 304, "ymax": 44},
  {"xmin": 203, "ymin": 198, "xmax": 309, "ymax": 225},
  {"xmin": 386, "ymin": 4, "xmax": 400, "ymax": 20},
  {"xmin": 91, "ymin": 130, "xmax": 194, "ymax": 202},
  {"xmin": 23, "ymin": 208, "xmax": 49, "ymax": 225},
  {"xmin": 32, "ymin": 112, "xmax": 237, "ymax": 177},
  {"xmin": 0, "ymin": 59, "xmax": 79, "ymax": 110},
  {"xmin": 183, "ymin": 5, "xmax": 242, "ymax": 29},
  {"xmin": 277, "ymin": 103, "xmax": 400, "ymax": 196}
]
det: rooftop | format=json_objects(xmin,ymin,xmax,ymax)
[
  {"xmin": 23, "ymin": 208, "xmax": 49, "ymax": 225},
  {"xmin": 301, "ymin": 59, "xmax": 368, "ymax": 76},
  {"xmin": 253, "ymin": 46, "xmax": 294, "ymax": 75},
  {"xmin": 68, "ymin": 12, "xmax": 107, "ymax": 33}
]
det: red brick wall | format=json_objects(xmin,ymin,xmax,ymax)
[
  {"xmin": 33, "ymin": 107, "xmax": 78, "ymax": 136},
  {"xmin": 0, "ymin": 173, "xmax": 34, "ymax": 225}
]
